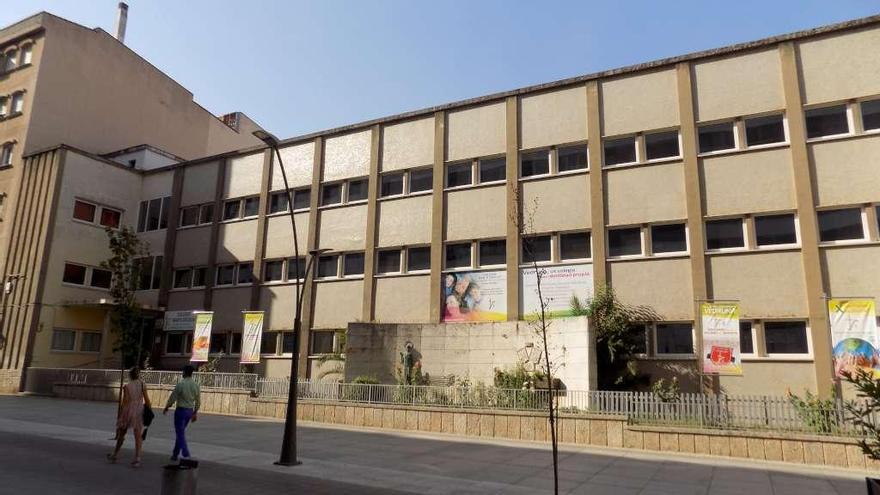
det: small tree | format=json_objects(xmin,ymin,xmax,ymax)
[{"xmin": 842, "ymin": 368, "xmax": 880, "ymax": 459}]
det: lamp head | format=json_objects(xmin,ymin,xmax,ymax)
[{"xmin": 252, "ymin": 129, "xmax": 280, "ymax": 148}]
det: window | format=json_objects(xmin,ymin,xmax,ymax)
[
  {"xmin": 10, "ymin": 92, "xmax": 23, "ymax": 114},
  {"xmin": 522, "ymin": 235, "xmax": 551, "ymax": 263},
  {"xmin": 62, "ymin": 263, "xmax": 87, "ymax": 285},
  {"xmin": 173, "ymin": 268, "xmax": 192, "ymax": 289},
  {"xmin": 282, "ymin": 332, "xmax": 296, "ymax": 354},
  {"xmin": 603, "ymin": 136, "xmax": 636, "ymax": 166},
  {"xmin": 377, "ymin": 250, "xmax": 401, "ymax": 274},
  {"xmin": 292, "ymin": 188, "xmax": 311, "ymax": 210},
  {"xmin": 706, "ymin": 218, "xmax": 744, "ymax": 250},
  {"xmin": 3, "ymin": 49, "xmax": 17, "ymax": 71},
  {"xmin": 560, "ymin": 232, "xmax": 590, "ymax": 260},
  {"xmin": 478, "ymin": 239, "xmax": 506, "ymax": 266},
  {"xmin": 557, "ymin": 145, "xmax": 588, "ymax": 172},
  {"xmin": 862, "ymin": 99, "xmax": 880, "ymax": 131},
  {"xmin": 160, "ymin": 197, "xmax": 171, "ymax": 229},
  {"xmin": 1, "ymin": 142, "xmax": 13, "ymax": 166},
  {"xmin": 231, "ymin": 333, "xmax": 242, "ymax": 355},
  {"xmin": 199, "ymin": 204, "xmax": 215, "ymax": 224},
  {"xmin": 409, "ymin": 169, "xmax": 433, "ymax": 193},
  {"xmin": 165, "ymin": 333, "xmax": 190, "ymax": 355},
  {"xmin": 138, "ymin": 196, "xmax": 171, "ymax": 232},
  {"xmin": 380, "ymin": 173, "xmax": 404, "ymax": 197},
  {"xmin": 698, "ymin": 122, "xmax": 735, "ymax": 153},
  {"xmin": 192, "ymin": 267, "xmax": 207, "ymax": 287},
  {"xmin": 343, "ymin": 253, "xmax": 365, "ymax": 276},
  {"xmin": 321, "ymin": 183, "xmax": 342, "ymax": 205},
  {"xmin": 818, "ymin": 208, "xmax": 864, "ymax": 242},
  {"xmin": 73, "ymin": 200, "xmax": 97, "ymax": 222},
  {"xmin": 0, "ymin": 97, "xmax": 6, "ymax": 117},
  {"xmin": 51, "ymin": 329, "xmax": 75, "ymax": 351},
  {"xmin": 261, "ymin": 331, "xmax": 279, "ymax": 355},
  {"xmin": 348, "ymin": 178, "xmax": 368, "ymax": 202},
  {"xmin": 269, "ymin": 192, "xmax": 289, "ymax": 214},
  {"xmin": 311, "ymin": 331, "xmax": 336, "ymax": 355},
  {"xmin": 651, "ymin": 224, "xmax": 687, "ymax": 254},
  {"xmin": 764, "ymin": 321, "xmax": 809, "ymax": 354},
  {"xmin": 655, "ymin": 323, "xmax": 694, "ymax": 355},
  {"xmin": 80, "ymin": 332, "xmax": 101, "ymax": 353},
  {"xmin": 216, "ymin": 264, "xmax": 236, "ymax": 286},
  {"xmin": 210, "ymin": 333, "xmax": 228, "ymax": 354},
  {"xmin": 237, "ymin": 262, "xmax": 254, "ymax": 284},
  {"xmin": 805, "ymin": 105, "xmax": 849, "ymax": 139},
  {"xmin": 755, "ymin": 214, "xmax": 797, "ymax": 246},
  {"xmin": 20, "ymin": 43, "xmax": 32, "ymax": 65},
  {"xmin": 521, "ymin": 150, "xmax": 549, "ymax": 177},
  {"xmin": 242, "ymin": 197, "xmax": 260, "ymax": 217},
  {"xmin": 89, "ymin": 268, "xmax": 112, "ymax": 289},
  {"xmin": 446, "ymin": 162, "xmax": 472, "ymax": 188},
  {"xmin": 739, "ymin": 322, "xmax": 754, "ymax": 355},
  {"xmin": 264, "ymin": 260, "xmax": 284, "ymax": 282},
  {"xmin": 135, "ymin": 256, "xmax": 162, "ymax": 290},
  {"xmin": 407, "ymin": 246, "xmax": 431, "ymax": 271},
  {"xmin": 479, "ymin": 158, "xmax": 506, "ymax": 183},
  {"xmin": 745, "ymin": 115, "xmax": 785, "ymax": 146},
  {"xmin": 180, "ymin": 206, "xmax": 200, "ymax": 226},
  {"xmin": 630, "ymin": 325, "xmax": 648, "ymax": 355},
  {"xmin": 100, "ymin": 208, "xmax": 121, "ymax": 229},
  {"xmin": 286, "ymin": 257, "xmax": 306, "ymax": 280},
  {"xmin": 317, "ymin": 255, "xmax": 339, "ymax": 278},
  {"xmin": 222, "ymin": 200, "xmax": 241, "ymax": 220},
  {"xmin": 608, "ymin": 227, "xmax": 642, "ymax": 257},
  {"xmin": 445, "ymin": 243, "xmax": 471, "ymax": 269},
  {"xmin": 645, "ymin": 131, "xmax": 679, "ymax": 160}
]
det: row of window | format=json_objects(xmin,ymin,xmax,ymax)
[
  {"xmin": 136, "ymin": 197, "xmax": 171, "ymax": 233},
  {"xmin": 631, "ymin": 320, "xmax": 811, "ymax": 358},
  {"xmin": 0, "ymin": 91, "xmax": 25, "ymax": 119},
  {"xmin": 50, "ymin": 328, "xmax": 101, "ymax": 353},
  {"xmin": 164, "ymin": 329, "xmax": 343, "ymax": 357},
  {"xmin": 804, "ymin": 99, "xmax": 880, "ymax": 140},
  {"xmin": 72, "ymin": 199, "xmax": 122, "ymax": 229},
  {"xmin": 445, "ymin": 232, "xmax": 591, "ymax": 270},
  {"xmin": 179, "ymin": 203, "xmax": 215, "ymax": 227},
  {"xmin": 696, "ymin": 114, "xmax": 787, "ymax": 155},
  {"xmin": 1, "ymin": 43, "xmax": 33, "ymax": 73},
  {"xmin": 62, "ymin": 263, "xmax": 112, "ymax": 289}
]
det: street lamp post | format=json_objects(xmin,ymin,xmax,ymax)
[{"xmin": 253, "ymin": 130, "xmax": 329, "ymax": 466}]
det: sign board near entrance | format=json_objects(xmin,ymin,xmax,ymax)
[{"xmin": 164, "ymin": 310, "xmax": 196, "ymax": 332}]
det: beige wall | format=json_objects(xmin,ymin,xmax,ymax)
[
  {"xmin": 211, "ymin": 287, "xmax": 252, "ymax": 331},
  {"xmin": 708, "ymin": 251, "xmax": 807, "ymax": 318},
  {"xmin": 376, "ymin": 195, "xmax": 432, "ymax": 247},
  {"xmin": 520, "ymin": 86, "xmax": 588, "ymax": 150},
  {"xmin": 810, "ymin": 136, "xmax": 880, "ymax": 207},
  {"xmin": 312, "ymin": 281, "xmax": 363, "ymax": 329},
  {"xmin": 31, "ymin": 307, "xmax": 107, "ymax": 368},
  {"xmin": 823, "ymin": 245, "xmax": 880, "ymax": 301},
  {"xmin": 798, "ymin": 26, "xmax": 880, "ymax": 104},
  {"xmin": 381, "ymin": 117, "xmax": 434, "ymax": 171},
  {"xmin": 605, "ymin": 162, "xmax": 686, "ymax": 225},
  {"xmin": 275, "ymin": 142, "xmax": 314, "ymax": 189},
  {"xmin": 259, "ymin": 286, "xmax": 296, "ymax": 330},
  {"xmin": 601, "ymin": 69, "xmax": 679, "ymax": 136},
  {"xmin": 719, "ymin": 361, "xmax": 816, "ymax": 395},
  {"xmin": 374, "ymin": 276, "xmax": 431, "ymax": 323},
  {"xmin": 520, "ymin": 175, "xmax": 590, "ymax": 233},
  {"xmin": 174, "ymin": 227, "xmax": 212, "ymax": 267},
  {"xmin": 180, "ymin": 161, "xmax": 219, "ymax": 206},
  {"xmin": 447, "ymin": 102, "xmax": 506, "ymax": 161},
  {"xmin": 608, "ymin": 258, "xmax": 694, "ymax": 319},
  {"xmin": 323, "ymin": 130, "xmax": 371, "ymax": 182},
  {"xmin": 701, "ymin": 148, "xmax": 795, "ymax": 216},
  {"xmin": 166, "ymin": 290, "xmax": 204, "ymax": 311},
  {"xmin": 223, "ymin": 152, "xmax": 263, "ymax": 198},
  {"xmin": 216, "ymin": 221, "xmax": 258, "ymax": 263},
  {"xmin": 318, "ymin": 205, "xmax": 367, "ymax": 251},
  {"xmin": 445, "ymin": 186, "xmax": 507, "ymax": 241},
  {"xmin": 264, "ymin": 213, "xmax": 309, "ymax": 259},
  {"xmin": 693, "ymin": 49, "xmax": 784, "ymax": 122}
]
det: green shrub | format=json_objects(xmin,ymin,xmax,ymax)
[
  {"xmin": 352, "ymin": 375, "xmax": 380, "ymax": 384},
  {"xmin": 787, "ymin": 390, "xmax": 840, "ymax": 434}
]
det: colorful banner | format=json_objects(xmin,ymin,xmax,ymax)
[
  {"xmin": 163, "ymin": 310, "xmax": 196, "ymax": 332},
  {"xmin": 240, "ymin": 311, "xmax": 265, "ymax": 364},
  {"xmin": 520, "ymin": 264, "xmax": 593, "ymax": 319},
  {"xmin": 701, "ymin": 302, "xmax": 742, "ymax": 376},
  {"xmin": 829, "ymin": 299, "xmax": 879, "ymax": 378},
  {"xmin": 190, "ymin": 311, "xmax": 213, "ymax": 363},
  {"xmin": 442, "ymin": 270, "xmax": 506, "ymax": 322}
]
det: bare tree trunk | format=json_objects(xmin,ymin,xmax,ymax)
[{"xmin": 534, "ymin": 261, "xmax": 558, "ymax": 495}]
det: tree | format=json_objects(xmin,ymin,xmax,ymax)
[{"xmin": 842, "ymin": 368, "xmax": 880, "ymax": 459}]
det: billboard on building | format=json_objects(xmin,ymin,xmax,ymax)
[
  {"xmin": 163, "ymin": 310, "xmax": 196, "ymax": 332},
  {"xmin": 701, "ymin": 302, "xmax": 742, "ymax": 376},
  {"xmin": 240, "ymin": 311, "xmax": 265, "ymax": 364},
  {"xmin": 441, "ymin": 270, "xmax": 506, "ymax": 322},
  {"xmin": 190, "ymin": 311, "xmax": 213, "ymax": 363},
  {"xmin": 520, "ymin": 264, "xmax": 593, "ymax": 319},
  {"xmin": 829, "ymin": 299, "xmax": 879, "ymax": 378}
]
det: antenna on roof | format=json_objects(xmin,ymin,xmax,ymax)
[{"xmin": 115, "ymin": 2, "xmax": 129, "ymax": 44}]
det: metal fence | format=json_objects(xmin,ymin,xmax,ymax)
[{"xmin": 24, "ymin": 367, "xmax": 257, "ymax": 395}]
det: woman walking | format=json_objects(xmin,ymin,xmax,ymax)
[{"xmin": 107, "ymin": 367, "xmax": 150, "ymax": 467}]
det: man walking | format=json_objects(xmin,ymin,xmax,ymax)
[{"xmin": 163, "ymin": 365, "xmax": 201, "ymax": 461}]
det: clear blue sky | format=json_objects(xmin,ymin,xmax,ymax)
[{"xmin": 2, "ymin": 1, "xmax": 877, "ymax": 139}]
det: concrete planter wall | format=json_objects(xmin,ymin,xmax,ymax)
[{"xmin": 0, "ymin": 370, "xmax": 21, "ymax": 394}]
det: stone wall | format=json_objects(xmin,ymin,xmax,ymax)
[{"xmin": 0, "ymin": 369, "xmax": 21, "ymax": 394}]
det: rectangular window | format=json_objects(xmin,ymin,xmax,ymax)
[
  {"xmin": 80, "ymin": 332, "xmax": 102, "ymax": 353},
  {"xmin": 522, "ymin": 235, "xmax": 552, "ymax": 264},
  {"xmin": 222, "ymin": 199, "xmax": 241, "ymax": 220},
  {"xmin": 656, "ymin": 323, "xmax": 694, "ymax": 355},
  {"xmin": 445, "ymin": 243, "xmax": 471, "ymax": 269},
  {"xmin": 557, "ymin": 145, "xmax": 588, "ymax": 172},
  {"xmin": 293, "ymin": 188, "xmax": 311, "ymax": 210},
  {"xmin": 764, "ymin": 321, "xmax": 809, "ymax": 354},
  {"xmin": 89, "ymin": 268, "xmax": 112, "ymax": 289},
  {"xmin": 21, "ymin": 44, "xmax": 32, "ymax": 65},
  {"xmin": 173, "ymin": 268, "xmax": 192, "ymax": 289},
  {"xmin": 147, "ymin": 198, "xmax": 163, "ymax": 230},
  {"xmin": 478, "ymin": 157, "xmax": 505, "ymax": 183},
  {"xmin": 317, "ymin": 255, "xmax": 339, "ymax": 278},
  {"xmin": 521, "ymin": 150, "xmax": 550, "ymax": 177},
  {"xmin": 755, "ymin": 214, "xmax": 797, "ymax": 246},
  {"xmin": 409, "ymin": 169, "xmax": 433, "ymax": 193},
  {"xmin": 0, "ymin": 142, "xmax": 12, "ymax": 166},
  {"xmin": 603, "ymin": 136, "xmax": 636, "ymax": 166},
  {"xmin": 343, "ymin": 253, "xmax": 365, "ymax": 276},
  {"xmin": 478, "ymin": 239, "xmax": 506, "ymax": 266},
  {"xmin": 862, "ymin": 99, "xmax": 880, "ymax": 131},
  {"xmin": 100, "ymin": 208, "xmax": 121, "ymax": 229},
  {"xmin": 745, "ymin": 114, "xmax": 785, "ymax": 146},
  {"xmin": 180, "ymin": 206, "xmax": 200, "ymax": 227},
  {"xmin": 630, "ymin": 325, "xmax": 648, "ymax": 355},
  {"xmin": 269, "ymin": 192, "xmax": 289, "ymax": 214},
  {"xmin": 210, "ymin": 332, "xmax": 228, "ymax": 354},
  {"xmin": 264, "ymin": 260, "xmax": 284, "ymax": 282},
  {"xmin": 651, "ymin": 224, "xmax": 687, "ymax": 254},
  {"xmin": 321, "ymin": 183, "xmax": 342, "ymax": 206},
  {"xmin": 698, "ymin": 122, "xmax": 736, "ymax": 153},
  {"xmin": 237, "ymin": 262, "xmax": 254, "ymax": 284},
  {"xmin": 560, "ymin": 232, "xmax": 590, "ymax": 260},
  {"xmin": 242, "ymin": 197, "xmax": 260, "ymax": 217},
  {"xmin": 192, "ymin": 267, "xmax": 207, "ymax": 287},
  {"xmin": 376, "ymin": 249, "xmax": 402, "ymax": 274},
  {"xmin": 282, "ymin": 332, "xmax": 296, "ymax": 354},
  {"xmin": 348, "ymin": 178, "xmax": 368, "ymax": 202},
  {"xmin": 216, "ymin": 264, "xmax": 236, "ymax": 286},
  {"xmin": 380, "ymin": 173, "xmax": 404, "ymax": 197},
  {"xmin": 706, "ymin": 218, "xmax": 744, "ymax": 250},
  {"xmin": 286, "ymin": 257, "xmax": 305, "ymax": 280},
  {"xmin": 73, "ymin": 200, "xmax": 96, "ymax": 223},
  {"xmin": 261, "ymin": 331, "xmax": 279, "ymax": 355},
  {"xmin": 160, "ymin": 197, "xmax": 171, "ymax": 229},
  {"xmin": 805, "ymin": 105, "xmax": 849, "ymax": 139},
  {"xmin": 446, "ymin": 162, "xmax": 472, "ymax": 188},
  {"xmin": 62, "ymin": 263, "xmax": 87, "ymax": 285},
  {"xmin": 0, "ymin": 97, "xmax": 7, "ymax": 117},
  {"xmin": 135, "ymin": 257, "xmax": 152, "ymax": 290},
  {"xmin": 51, "ymin": 329, "xmax": 76, "ymax": 351},
  {"xmin": 739, "ymin": 322, "xmax": 754, "ymax": 355},
  {"xmin": 311, "ymin": 331, "xmax": 336, "ymax": 355},
  {"xmin": 165, "ymin": 333, "xmax": 187, "ymax": 354},
  {"xmin": 407, "ymin": 246, "xmax": 431, "ymax": 272},
  {"xmin": 608, "ymin": 227, "xmax": 642, "ymax": 257},
  {"xmin": 230, "ymin": 333, "xmax": 242, "ymax": 355},
  {"xmin": 199, "ymin": 204, "xmax": 215, "ymax": 224},
  {"xmin": 644, "ymin": 131, "xmax": 680, "ymax": 160},
  {"xmin": 10, "ymin": 92, "xmax": 23, "ymax": 113},
  {"xmin": 818, "ymin": 208, "xmax": 864, "ymax": 242}
]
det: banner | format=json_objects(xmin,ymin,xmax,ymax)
[
  {"xmin": 521, "ymin": 264, "xmax": 593, "ymax": 319},
  {"xmin": 442, "ymin": 270, "xmax": 506, "ymax": 322},
  {"xmin": 164, "ymin": 310, "xmax": 196, "ymax": 332},
  {"xmin": 190, "ymin": 311, "xmax": 213, "ymax": 363},
  {"xmin": 240, "ymin": 311, "xmax": 265, "ymax": 364},
  {"xmin": 829, "ymin": 299, "xmax": 879, "ymax": 378},
  {"xmin": 701, "ymin": 302, "xmax": 742, "ymax": 376}
]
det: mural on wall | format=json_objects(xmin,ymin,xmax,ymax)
[
  {"xmin": 520, "ymin": 264, "xmax": 593, "ymax": 319},
  {"xmin": 441, "ymin": 270, "xmax": 507, "ymax": 322},
  {"xmin": 829, "ymin": 299, "xmax": 879, "ymax": 378}
]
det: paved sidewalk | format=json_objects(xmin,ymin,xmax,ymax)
[{"xmin": 0, "ymin": 396, "xmax": 870, "ymax": 494}]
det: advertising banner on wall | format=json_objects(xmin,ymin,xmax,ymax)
[
  {"xmin": 441, "ymin": 270, "xmax": 506, "ymax": 322},
  {"xmin": 701, "ymin": 302, "xmax": 742, "ymax": 376},
  {"xmin": 240, "ymin": 311, "xmax": 265, "ymax": 364},
  {"xmin": 829, "ymin": 299, "xmax": 879, "ymax": 378},
  {"xmin": 190, "ymin": 311, "xmax": 213, "ymax": 363},
  {"xmin": 520, "ymin": 264, "xmax": 593, "ymax": 319},
  {"xmin": 163, "ymin": 310, "xmax": 196, "ymax": 332}
]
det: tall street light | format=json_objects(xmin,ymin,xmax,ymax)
[{"xmin": 253, "ymin": 130, "xmax": 329, "ymax": 466}]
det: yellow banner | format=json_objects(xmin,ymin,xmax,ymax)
[
  {"xmin": 240, "ymin": 311, "xmax": 265, "ymax": 364},
  {"xmin": 190, "ymin": 312, "xmax": 213, "ymax": 363},
  {"xmin": 829, "ymin": 299, "xmax": 879, "ymax": 378}
]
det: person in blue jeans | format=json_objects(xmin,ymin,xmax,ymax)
[{"xmin": 163, "ymin": 365, "xmax": 201, "ymax": 461}]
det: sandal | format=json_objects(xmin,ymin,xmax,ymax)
[
  {"xmin": 106, "ymin": 453, "xmax": 117, "ymax": 463},
  {"xmin": 130, "ymin": 458, "xmax": 142, "ymax": 468}
]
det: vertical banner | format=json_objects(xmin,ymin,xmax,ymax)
[
  {"xmin": 240, "ymin": 311, "xmax": 265, "ymax": 364},
  {"xmin": 829, "ymin": 299, "xmax": 879, "ymax": 378},
  {"xmin": 701, "ymin": 302, "xmax": 742, "ymax": 376},
  {"xmin": 190, "ymin": 311, "xmax": 213, "ymax": 363},
  {"xmin": 441, "ymin": 270, "xmax": 507, "ymax": 322}
]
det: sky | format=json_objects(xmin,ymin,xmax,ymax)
[{"xmin": 2, "ymin": 1, "xmax": 877, "ymax": 139}]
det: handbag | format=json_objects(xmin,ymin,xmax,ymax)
[{"xmin": 142, "ymin": 405, "xmax": 155, "ymax": 440}]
